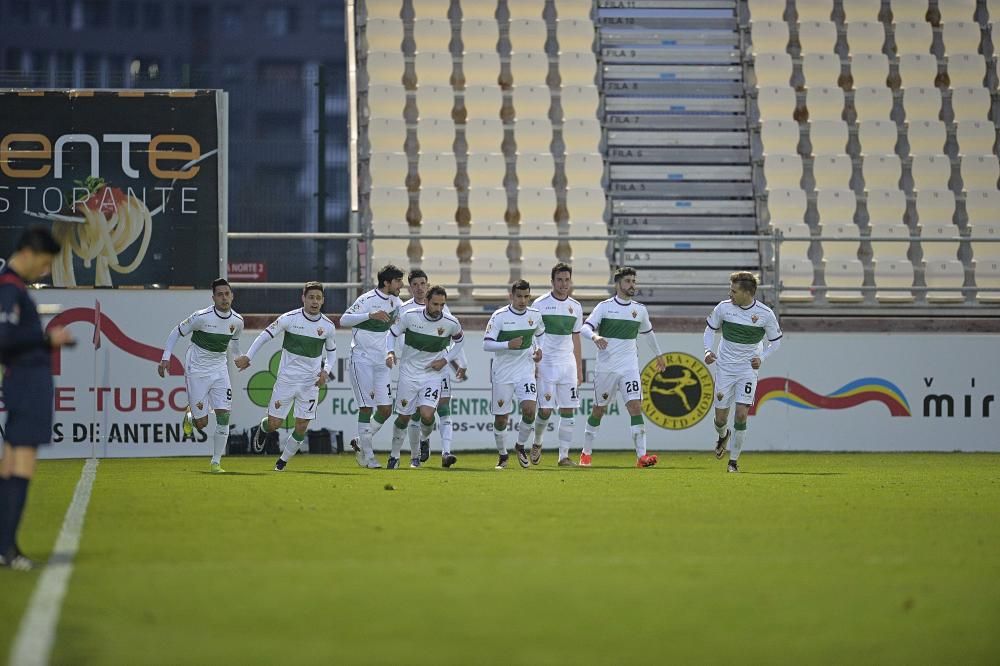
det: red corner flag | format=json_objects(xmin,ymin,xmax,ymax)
[{"xmin": 93, "ymin": 299, "xmax": 102, "ymax": 349}]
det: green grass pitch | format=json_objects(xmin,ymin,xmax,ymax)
[{"xmin": 2, "ymin": 452, "xmax": 999, "ymax": 664}]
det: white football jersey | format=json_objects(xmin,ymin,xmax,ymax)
[
  {"xmin": 706, "ymin": 299, "xmax": 782, "ymax": 372},
  {"xmin": 389, "ymin": 308, "xmax": 464, "ymax": 382},
  {"xmin": 485, "ymin": 305, "xmax": 545, "ymax": 383},
  {"xmin": 399, "ymin": 299, "xmax": 468, "ymax": 369},
  {"xmin": 263, "ymin": 309, "xmax": 337, "ymax": 384},
  {"xmin": 176, "ymin": 307, "xmax": 243, "ymax": 377},
  {"xmin": 344, "ymin": 288, "xmax": 402, "ymax": 363},
  {"xmin": 583, "ymin": 297, "xmax": 653, "ymax": 374},
  {"xmin": 532, "ymin": 291, "xmax": 582, "ymax": 369}
]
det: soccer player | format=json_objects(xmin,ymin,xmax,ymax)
[
  {"xmin": 532, "ymin": 263, "xmax": 583, "ymax": 466},
  {"xmin": 384, "ymin": 285, "xmax": 465, "ymax": 469},
  {"xmin": 703, "ymin": 271, "xmax": 782, "ymax": 473},
  {"xmin": 398, "ymin": 269, "xmax": 468, "ymax": 467},
  {"xmin": 235, "ymin": 282, "xmax": 336, "ymax": 471},
  {"xmin": 0, "ymin": 227, "xmax": 75, "ymax": 570},
  {"xmin": 483, "ymin": 280, "xmax": 544, "ymax": 469},
  {"xmin": 159, "ymin": 278, "xmax": 244, "ymax": 473},
  {"xmin": 580, "ymin": 267, "xmax": 665, "ymax": 468},
  {"xmin": 339, "ymin": 264, "xmax": 404, "ymax": 469}
]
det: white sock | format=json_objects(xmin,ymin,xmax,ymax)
[
  {"xmin": 714, "ymin": 419, "xmax": 728, "ymax": 437},
  {"xmin": 517, "ymin": 419, "xmax": 533, "ymax": 447},
  {"xmin": 630, "ymin": 421, "xmax": 647, "ymax": 457},
  {"xmin": 494, "ymin": 423, "xmax": 507, "ymax": 455},
  {"xmin": 280, "ymin": 432, "xmax": 304, "ymax": 462},
  {"xmin": 439, "ymin": 414, "xmax": 453, "ymax": 455},
  {"xmin": 419, "ymin": 418, "xmax": 435, "ymax": 454},
  {"xmin": 391, "ymin": 422, "xmax": 407, "ymax": 458},
  {"xmin": 731, "ymin": 425, "xmax": 747, "ymax": 461},
  {"xmin": 212, "ymin": 423, "xmax": 228, "ymax": 465},
  {"xmin": 370, "ymin": 415, "xmax": 388, "ymax": 437},
  {"xmin": 583, "ymin": 417, "xmax": 600, "ymax": 455},
  {"xmin": 558, "ymin": 414, "xmax": 575, "ymax": 460},
  {"xmin": 358, "ymin": 422, "xmax": 374, "ymax": 458},
  {"xmin": 408, "ymin": 418, "xmax": 421, "ymax": 451},
  {"xmin": 533, "ymin": 413, "xmax": 550, "ymax": 446}
]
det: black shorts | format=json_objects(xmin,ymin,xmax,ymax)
[{"xmin": 2, "ymin": 365, "xmax": 54, "ymax": 447}]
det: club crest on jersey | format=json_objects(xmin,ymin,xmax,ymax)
[
  {"xmin": 631, "ymin": 310, "xmax": 638, "ymax": 318},
  {"xmin": 274, "ymin": 400, "xmax": 282, "ymax": 409},
  {"xmin": 528, "ymin": 319, "xmax": 534, "ymax": 326},
  {"xmin": 437, "ymin": 327, "xmax": 445, "ymax": 336},
  {"xmin": 717, "ymin": 392, "xmax": 725, "ymax": 402},
  {"xmin": 196, "ymin": 402, "xmax": 204, "ymax": 410},
  {"xmin": 544, "ymin": 392, "xmax": 552, "ymax": 402},
  {"xmin": 602, "ymin": 392, "xmax": 609, "ymax": 400},
  {"xmin": 317, "ymin": 328, "xmax": 325, "ymax": 336},
  {"xmin": 568, "ymin": 306, "xmax": 574, "ymax": 314},
  {"xmin": 498, "ymin": 399, "xmax": 505, "ymax": 407},
  {"xmin": 751, "ymin": 314, "xmax": 759, "ymax": 323},
  {"xmin": 370, "ymin": 391, "xmax": 375, "ymax": 399},
  {"xmin": 401, "ymin": 399, "xmax": 409, "ymax": 407},
  {"xmin": 229, "ymin": 324, "xmax": 235, "ymax": 333}
]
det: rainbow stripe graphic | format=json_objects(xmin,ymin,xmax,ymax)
[{"xmin": 751, "ymin": 377, "xmax": 911, "ymax": 417}]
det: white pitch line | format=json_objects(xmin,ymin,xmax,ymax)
[{"xmin": 9, "ymin": 457, "xmax": 99, "ymax": 666}]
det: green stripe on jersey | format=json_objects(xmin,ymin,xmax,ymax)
[
  {"xmin": 597, "ymin": 318, "xmax": 640, "ymax": 339},
  {"xmin": 355, "ymin": 317, "xmax": 393, "ymax": 332},
  {"xmin": 283, "ymin": 331, "xmax": 326, "ymax": 357},
  {"xmin": 541, "ymin": 314, "xmax": 576, "ymax": 335},
  {"xmin": 404, "ymin": 329, "xmax": 451, "ymax": 352},
  {"xmin": 495, "ymin": 328, "xmax": 537, "ymax": 343},
  {"xmin": 721, "ymin": 321, "xmax": 766, "ymax": 344},
  {"xmin": 191, "ymin": 330, "xmax": 232, "ymax": 352}
]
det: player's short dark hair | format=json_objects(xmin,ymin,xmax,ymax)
[
  {"xmin": 377, "ymin": 264, "xmax": 404, "ymax": 288},
  {"xmin": 211, "ymin": 278, "xmax": 231, "ymax": 294},
  {"xmin": 303, "ymin": 281, "xmax": 324, "ymax": 295},
  {"xmin": 15, "ymin": 226, "xmax": 61, "ymax": 255},
  {"xmin": 613, "ymin": 266, "xmax": 637, "ymax": 283},
  {"xmin": 408, "ymin": 268, "xmax": 428, "ymax": 284},
  {"xmin": 730, "ymin": 271, "xmax": 758, "ymax": 295},
  {"xmin": 550, "ymin": 262, "xmax": 572, "ymax": 281},
  {"xmin": 427, "ymin": 285, "xmax": 447, "ymax": 300},
  {"xmin": 510, "ymin": 279, "xmax": 530, "ymax": 293}
]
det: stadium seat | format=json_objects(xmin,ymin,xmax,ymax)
[
  {"xmin": 747, "ymin": 0, "xmax": 786, "ymax": 21},
  {"xmin": 850, "ymin": 53, "xmax": 890, "ymax": 88},
  {"xmin": 767, "ymin": 187, "xmax": 808, "ymax": 224},
  {"xmin": 364, "ymin": 0, "xmax": 403, "ymax": 20},
  {"xmin": 857, "ymin": 119, "xmax": 899, "ymax": 154},
  {"xmin": 418, "ymin": 223, "xmax": 458, "ymax": 265},
  {"xmin": 889, "ymin": 1, "xmax": 929, "ymax": 23},
  {"xmin": 893, "ymin": 22, "xmax": 933, "ymax": 55},
  {"xmin": 365, "ymin": 18, "xmax": 405, "ymax": 51},
  {"xmin": 516, "ymin": 153, "xmax": 556, "ymax": 186},
  {"xmin": 750, "ymin": 21, "xmax": 790, "ymax": 54},
  {"xmin": 413, "ymin": 19, "xmax": 453, "ymax": 51},
  {"xmin": 770, "ymin": 218, "xmax": 812, "ymax": 259},
  {"xmin": 462, "ymin": 51, "xmax": 502, "ymax": 86},
  {"xmin": 468, "ymin": 188, "xmax": 508, "ymax": 225},
  {"xmin": 956, "ymin": 121, "xmax": 996, "ymax": 156},
  {"xmin": 924, "ymin": 259, "xmax": 966, "ymax": 303},
  {"xmin": 570, "ymin": 257, "xmax": 612, "ymax": 297},
  {"xmin": 369, "ymin": 151, "xmax": 410, "ymax": 188},
  {"xmin": 802, "ymin": 54, "xmax": 842, "ymax": 87},
  {"xmin": 514, "ymin": 118, "xmax": 553, "ymax": 153},
  {"xmin": 820, "ymin": 221, "xmax": 862, "ymax": 262},
  {"xmin": 961, "ymin": 155, "xmax": 1000, "ymax": 190},
  {"xmin": 461, "ymin": 19, "xmax": 500, "ymax": 51},
  {"xmin": 520, "ymin": 256, "xmax": 555, "ymax": 286},
  {"xmin": 367, "ymin": 117, "xmax": 407, "ymax": 153},
  {"xmin": 562, "ymin": 118, "xmax": 602, "ymax": 154},
  {"xmin": 417, "ymin": 152, "xmax": 457, "ymax": 188},
  {"xmin": 809, "ymin": 120, "xmax": 849, "ymax": 155},
  {"xmin": 940, "ymin": 0, "xmax": 978, "ymax": 22},
  {"xmin": 795, "ymin": 0, "xmax": 833, "ymax": 22},
  {"xmin": 950, "ymin": 87, "xmax": 991, "ymax": 122},
  {"xmin": 470, "ymin": 220, "xmax": 511, "ymax": 259},
  {"xmin": 517, "ymin": 187, "xmax": 558, "ymax": 222},
  {"xmin": 866, "ymin": 188, "xmax": 907, "ymax": 228},
  {"xmin": 969, "ymin": 223, "xmax": 1000, "ymax": 262},
  {"xmin": 761, "ymin": 120, "xmax": 801, "ymax": 154},
  {"xmin": 414, "ymin": 0, "xmax": 451, "ymax": 18},
  {"xmin": 564, "ymin": 153, "xmax": 603, "ymax": 188},
  {"xmin": 946, "ymin": 54, "xmax": 987, "ymax": 87},
  {"xmin": 763, "ymin": 153, "xmax": 803, "ymax": 189},
  {"xmin": 415, "ymin": 52, "xmax": 455, "ymax": 86},
  {"xmin": 799, "ymin": 21, "xmax": 838, "ymax": 54},
  {"xmin": 557, "ymin": 19, "xmax": 595, "ymax": 52},
  {"xmin": 973, "ymin": 259, "xmax": 1000, "ymax": 303},
  {"xmin": 901, "ymin": 86, "xmax": 942, "ymax": 121},
  {"xmin": 870, "ymin": 223, "xmax": 913, "ymax": 261},
  {"xmin": 558, "ymin": 52, "xmax": 599, "ymax": 86},
  {"xmin": 842, "ymin": 0, "xmax": 882, "ymax": 22},
  {"xmin": 464, "ymin": 117, "xmax": 503, "ymax": 153},
  {"xmin": 777, "ymin": 255, "xmax": 816, "ymax": 302},
  {"xmin": 369, "ymin": 186, "xmax": 411, "ymax": 226},
  {"xmin": 854, "ymin": 86, "xmax": 893, "ymax": 120},
  {"xmin": 508, "ymin": 0, "xmax": 544, "ymax": 20},
  {"xmin": 512, "ymin": 85, "xmax": 552, "ymax": 119},
  {"xmin": 862, "ymin": 154, "xmax": 902, "ymax": 189},
  {"xmin": 416, "ymin": 85, "xmax": 456, "ymax": 119},
  {"xmin": 816, "ymin": 188, "xmax": 857, "ymax": 227},
  {"xmin": 510, "ymin": 53, "xmax": 551, "ymax": 87},
  {"xmin": 417, "ymin": 117, "xmax": 455, "ymax": 152},
  {"xmin": 366, "ymin": 51, "xmax": 405, "ymax": 85},
  {"xmin": 418, "ymin": 186, "xmax": 458, "ymax": 225},
  {"xmin": 897, "ymin": 54, "xmax": 939, "ymax": 88},
  {"xmin": 553, "ymin": 0, "xmax": 592, "ymax": 21},
  {"xmin": 905, "ymin": 120, "xmax": 946, "ymax": 156},
  {"xmin": 462, "ymin": 85, "xmax": 503, "ymax": 120},
  {"xmin": 367, "ymin": 84, "xmax": 407, "ymax": 119},
  {"xmin": 753, "ymin": 53, "xmax": 794, "ymax": 87},
  {"xmin": 566, "ymin": 187, "xmax": 606, "ymax": 224},
  {"xmin": 846, "ymin": 22, "xmax": 886, "ymax": 54},
  {"xmin": 813, "ymin": 155, "xmax": 853, "ymax": 189},
  {"xmin": 941, "ymin": 22, "xmax": 982, "ymax": 56},
  {"xmin": 754, "ymin": 86, "xmax": 796, "ymax": 121},
  {"xmin": 911, "ymin": 155, "xmax": 951, "ymax": 192},
  {"xmin": 806, "ymin": 86, "xmax": 846, "ymax": 122},
  {"xmin": 559, "ymin": 85, "xmax": 600, "ymax": 118},
  {"xmin": 964, "ymin": 189, "xmax": 1000, "ymax": 228},
  {"xmin": 460, "ymin": 0, "xmax": 497, "ymax": 20},
  {"xmin": 914, "ymin": 189, "xmax": 956, "ymax": 228},
  {"xmin": 466, "ymin": 152, "xmax": 507, "ymax": 188},
  {"xmin": 919, "ymin": 223, "xmax": 960, "ymax": 260},
  {"xmin": 873, "ymin": 257, "xmax": 915, "ymax": 302},
  {"xmin": 509, "ymin": 19, "xmax": 548, "ymax": 52},
  {"xmin": 471, "ymin": 256, "xmax": 513, "ymax": 298},
  {"xmin": 823, "ymin": 259, "xmax": 865, "ymax": 302}
]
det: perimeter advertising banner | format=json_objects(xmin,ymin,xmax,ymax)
[
  {"xmin": 0, "ymin": 89, "xmax": 226, "ymax": 288},
  {"xmin": 4, "ymin": 292, "xmax": 997, "ymax": 458}
]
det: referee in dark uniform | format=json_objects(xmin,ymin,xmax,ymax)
[{"xmin": 1, "ymin": 227, "xmax": 75, "ymax": 570}]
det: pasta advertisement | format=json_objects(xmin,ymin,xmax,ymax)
[{"xmin": 0, "ymin": 89, "xmax": 226, "ymax": 288}]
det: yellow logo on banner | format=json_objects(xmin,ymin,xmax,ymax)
[{"xmin": 641, "ymin": 352, "xmax": 714, "ymax": 430}]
